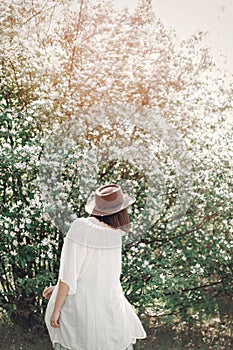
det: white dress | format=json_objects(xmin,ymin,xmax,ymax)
[{"xmin": 45, "ymin": 217, "xmax": 146, "ymax": 350}]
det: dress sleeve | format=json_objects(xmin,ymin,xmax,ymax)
[{"xmin": 58, "ymin": 228, "xmax": 86, "ymax": 295}]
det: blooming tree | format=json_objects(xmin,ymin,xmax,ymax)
[{"xmin": 0, "ymin": 0, "xmax": 232, "ymax": 331}]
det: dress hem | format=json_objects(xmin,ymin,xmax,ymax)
[{"xmin": 52, "ymin": 334, "xmax": 147, "ymax": 350}]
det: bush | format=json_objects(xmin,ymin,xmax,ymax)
[{"xmin": 0, "ymin": 0, "xmax": 232, "ymax": 331}]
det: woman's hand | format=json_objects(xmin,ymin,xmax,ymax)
[
  {"xmin": 43, "ymin": 285, "xmax": 55, "ymax": 300},
  {"xmin": 49, "ymin": 281, "xmax": 69, "ymax": 328},
  {"xmin": 50, "ymin": 309, "xmax": 61, "ymax": 328}
]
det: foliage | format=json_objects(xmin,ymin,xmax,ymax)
[{"xmin": 0, "ymin": 0, "xmax": 232, "ymax": 332}]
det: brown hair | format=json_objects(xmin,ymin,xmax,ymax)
[{"xmin": 90, "ymin": 208, "xmax": 130, "ymax": 232}]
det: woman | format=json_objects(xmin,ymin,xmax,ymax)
[{"xmin": 43, "ymin": 184, "xmax": 147, "ymax": 350}]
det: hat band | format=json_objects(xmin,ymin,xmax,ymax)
[{"xmin": 96, "ymin": 201, "xmax": 124, "ymax": 211}]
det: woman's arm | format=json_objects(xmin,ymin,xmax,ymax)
[
  {"xmin": 50, "ymin": 280, "xmax": 69, "ymax": 328},
  {"xmin": 43, "ymin": 285, "xmax": 55, "ymax": 300}
]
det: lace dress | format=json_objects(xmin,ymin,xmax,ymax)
[{"xmin": 45, "ymin": 217, "xmax": 146, "ymax": 350}]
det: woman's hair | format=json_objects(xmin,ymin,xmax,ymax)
[{"xmin": 91, "ymin": 208, "xmax": 130, "ymax": 232}]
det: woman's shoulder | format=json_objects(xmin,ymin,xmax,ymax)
[
  {"xmin": 66, "ymin": 217, "xmax": 89, "ymax": 238},
  {"xmin": 69, "ymin": 216, "xmax": 122, "ymax": 232},
  {"xmin": 66, "ymin": 216, "xmax": 123, "ymax": 248}
]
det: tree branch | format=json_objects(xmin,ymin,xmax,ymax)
[
  {"xmin": 68, "ymin": 0, "xmax": 84, "ymax": 87},
  {"xmin": 164, "ymin": 278, "xmax": 223, "ymax": 296},
  {"xmin": 23, "ymin": 4, "xmax": 58, "ymax": 25}
]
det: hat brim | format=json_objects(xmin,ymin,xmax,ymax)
[{"xmin": 85, "ymin": 194, "xmax": 135, "ymax": 216}]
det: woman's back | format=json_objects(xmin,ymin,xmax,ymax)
[{"xmin": 68, "ymin": 218, "xmax": 123, "ymax": 291}]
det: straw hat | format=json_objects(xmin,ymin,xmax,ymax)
[{"xmin": 85, "ymin": 184, "xmax": 135, "ymax": 216}]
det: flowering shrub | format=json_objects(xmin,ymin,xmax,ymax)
[{"xmin": 0, "ymin": 0, "xmax": 232, "ymax": 330}]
